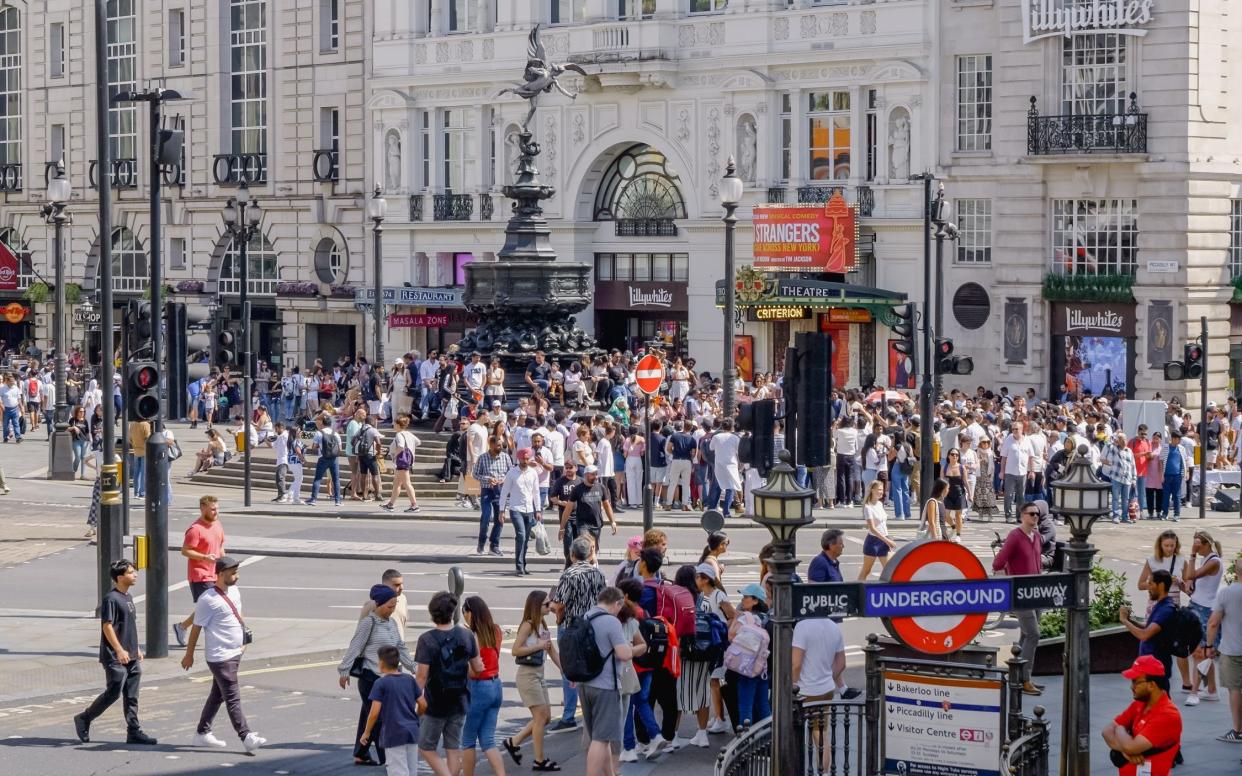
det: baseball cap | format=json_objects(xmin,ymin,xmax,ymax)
[
  {"xmin": 583, "ymin": 465, "xmax": 598, "ymax": 474},
  {"xmin": 1121, "ymin": 655, "xmax": 1166, "ymax": 680},
  {"xmin": 627, "ymin": 535, "xmax": 644, "ymax": 551},
  {"xmin": 491, "ymin": 400, "xmax": 501, "ymax": 407},
  {"xmin": 740, "ymin": 583, "xmax": 767, "ymax": 603},
  {"xmin": 215, "ymin": 555, "xmax": 241, "ymax": 573},
  {"xmin": 694, "ymin": 563, "xmax": 717, "ymax": 580}
]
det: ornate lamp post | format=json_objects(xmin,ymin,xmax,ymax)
[
  {"xmin": 718, "ymin": 158, "xmax": 744, "ymax": 421},
  {"xmin": 42, "ymin": 161, "xmax": 74, "ymax": 481},
  {"xmin": 1050, "ymin": 445, "xmax": 1110, "ymax": 776},
  {"xmin": 222, "ymin": 183, "xmax": 263, "ymax": 507},
  {"xmin": 749, "ymin": 451, "xmax": 815, "ymax": 776},
  {"xmin": 368, "ymin": 185, "xmax": 388, "ymax": 369}
]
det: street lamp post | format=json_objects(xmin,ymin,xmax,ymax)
[
  {"xmin": 43, "ymin": 162, "xmax": 74, "ymax": 481},
  {"xmin": 749, "ymin": 451, "xmax": 815, "ymax": 776},
  {"xmin": 719, "ymin": 157, "xmax": 744, "ymax": 421},
  {"xmin": 911, "ymin": 173, "xmax": 935, "ymax": 501},
  {"xmin": 1050, "ymin": 445, "xmax": 1110, "ymax": 776},
  {"xmin": 223, "ymin": 183, "xmax": 263, "ymax": 507},
  {"xmin": 369, "ymin": 185, "xmax": 388, "ymax": 369}
]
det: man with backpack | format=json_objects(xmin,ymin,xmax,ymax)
[
  {"xmin": 415, "ymin": 592, "xmax": 482, "ymax": 776},
  {"xmin": 558, "ymin": 586, "xmax": 632, "ymax": 776},
  {"xmin": 353, "ymin": 415, "xmax": 384, "ymax": 502},
  {"xmin": 548, "ymin": 537, "xmax": 607, "ymax": 732},
  {"xmin": 637, "ymin": 548, "xmax": 693, "ymax": 755},
  {"xmin": 307, "ymin": 413, "xmax": 344, "ymax": 507}
]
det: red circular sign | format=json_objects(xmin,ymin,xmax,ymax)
[
  {"xmin": 879, "ymin": 540, "xmax": 990, "ymax": 655},
  {"xmin": 635, "ymin": 354, "xmax": 664, "ymax": 395}
]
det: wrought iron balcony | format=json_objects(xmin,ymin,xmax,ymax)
[
  {"xmin": 766, "ymin": 187, "xmax": 787, "ymax": 204},
  {"xmin": 212, "ymin": 153, "xmax": 267, "ymax": 185},
  {"xmin": 795, "ymin": 184, "xmax": 874, "ymax": 217},
  {"xmin": 614, "ymin": 218, "xmax": 678, "ymax": 237},
  {"xmin": 88, "ymin": 159, "xmax": 139, "ymax": 189},
  {"xmin": 1027, "ymin": 94, "xmax": 1147, "ymax": 155},
  {"xmin": 433, "ymin": 193, "xmax": 473, "ymax": 222},
  {"xmin": 409, "ymin": 194, "xmax": 424, "ymax": 222},
  {"xmin": 160, "ymin": 162, "xmax": 185, "ymax": 187},
  {"xmin": 0, "ymin": 162, "xmax": 21, "ymax": 192},
  {"xmin": 480, "ymin": 193, "xmax": 494, "ymax": 221},
  {"xmin": 312, "ymin": 149, "xmax": 339, "ymax": 183}
]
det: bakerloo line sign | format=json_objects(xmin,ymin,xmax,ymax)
[{"xmin": 794, "ymin": 540, "xmax": 1073, "ymax": 654}]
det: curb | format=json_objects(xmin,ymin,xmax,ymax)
[{"xmin": 223, "ymin": 542, "xmax": 763, "ymax": 566}]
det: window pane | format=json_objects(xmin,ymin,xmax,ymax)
[
  {"xmin": 633, "ymin": 253, "xmax": 650, "ymax": 281},
  {"xmin": 1050, "ymin": 199, "xmax": 1138, "ymax": 276},
  {"xmin": 954, "ymin": 199, "xmax": 992, "ymax": 264},
  {"xmin": 672, "ymin": 254, "xmax": 688, "ymax": 282},
  {"xmin": 652, "ymin": 253, "xmax": 670, "ymax": 281},
  {"xmin": 956, "ymin": 55, "xmax": 992, "ymax": 152},
  {"xmin": 615, "ymin": 252, "xmax": 632, "ymax": 280},
  {"xmin": 597, "ymin": 253, "xmax": 613, "ymax": 281}
]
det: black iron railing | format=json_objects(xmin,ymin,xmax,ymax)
[
  {"xmin": 767, "ymin": 186, "xmax": 787, "ymax": 204},
  {"xmin": 212, "ymin": 153, "xmax": 267, "ymax": 185},
  {"xmin": 0, "ymin": 162, "xmax": 21, "ymax": 192},
  {"xmin": 409, "ymin": 194, "xmax": 424, "ymax": 221},
  {"xmin": 433, "ymin": 192, "xmax": 473, "ymax": 221},
  {"xmin": 160, "ymin": 162, "xmax": 185, "ymax": 187},
  {"xmin": 312, "ymin": 149, "xmax": 339, "ymax": 182},
  {"xmin": 1003, "ymin": 707, "xmax": 1051, "ymax": 776},
  {"xmin": 615, "ymin": 218, "xmax": 677, "ymax": 237},
  {"xmin": 89, "ymin": 159, "xmax": 139, "ymax": 189},
  {"xmin": 856, "ymin": 185, "xmax": 874, "ymax": 217},
  {"xmin": 715, "ymin": 699, "xmax": 865, "ymax": 776},
  {"xmin": 480, "ymin": 193, "xmax": 494, "ymax": 221},
  {"xmin": 796, "ymin": 185, "xmax": 874, "ymax": 217},
  {"xmin": 715, "ymin": 718, "xmax": 772, "ymax": 776},
  {"xmin": 1027, "ymin": 94, "xmax": 1147, "ymax": 155}
]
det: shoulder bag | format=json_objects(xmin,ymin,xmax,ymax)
[
  {"xmin": 917, "ymin": 499, "xmax": 938, "ymax": 540},
  {"xmin": 216, "ymin": 589, "xmax": 254, "ymax": 646},
  {"xmin": 348, "ymin": 615, "xmax": 377, "ymax": 678}
]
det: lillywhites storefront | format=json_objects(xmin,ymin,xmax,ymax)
[
  {"xmin": 1049, "ymin": 301, "xmax": 1136, "ymax": 399},
  {"xmin": 594, "ymin": 280, "xmax": 689, "ymax": 355}
]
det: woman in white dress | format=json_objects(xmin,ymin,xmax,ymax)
[
  {"xmin": 711, "ymin": 419, "xmax": 744, "ymax": 514},
  {"xmin": 669, "ymin": 358, "xmax": 691, "ymax": 402}
]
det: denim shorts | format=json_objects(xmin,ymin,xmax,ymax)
[
  {"xmin": 1189, "ymin": 600, "xmax": 1220, "ymax": 649},
  {"xmin": 459, "ymin": 677, "xmax": 502, "ymax": 751}
]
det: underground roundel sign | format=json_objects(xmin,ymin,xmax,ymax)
[{"xmin": 876, "ymin": 540, "xmax": 1008, "ymax": 655}]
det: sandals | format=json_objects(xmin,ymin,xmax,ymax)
[
  {"xmin": 532, "ymin": 760, "xmax": 561, "ymax": 772},
  {"xmin": 354, "ymin": 755, "xmax": 380, "ymax": 766},
  {"xmin": 502, "ymin": 737, "xmax": 522, "ymax": 764}
]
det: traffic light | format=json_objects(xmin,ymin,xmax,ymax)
[
  {"xmin": 795, "ymin": 331, "xmax": 832, "ymax": 468},
  {"xmin": 936, "ymin": 338, "xmax": 974, "ymax": 376},
  {"xmin": 738, "ymin": 398, "xmax": 776, "ymax": 478},
  {"xmin": 165, "ymin": 303, "xmax": 213, "ymax": 419},
  {"xmin": 891, "ymin": 303, "xmax": 917, "ymax": 360},
  {"xmin": 1165, "ymin": 342, "xmax": 1205, "ymax": 381},
  {"xmin": 214, "ymin": 323, "xmax": 237, "ymax": 368},
  {"xmin": 129, "ymin": 301, "xmax": 154, "ymax": 358},
  {"xmin": 125, "ymin": 361, "xmax": 161, "ymax": 421}
]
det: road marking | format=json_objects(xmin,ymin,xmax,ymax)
[
  {"xmin": 133, "ymin": 556, "xmax": 266, "ymax": 606},
  {"xmin": 191, "ymin": 660, "xmax": 339, "ymax": 683},
  {"xmin": 19, "ymin": 466, "xmax": 49, "ymax": 478}
]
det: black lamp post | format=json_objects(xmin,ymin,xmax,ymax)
[
  {"xmin": 222, "ymin": 183, "xmax": 263, "ymax": 507},
  {"xmin": 719, "ymin": 157, "xmax": 744, "ymax": 421},
  {"xmin": 42, "ymin": 161, "xmax": 74, "ymax": 481},
  {"xmin": 749, "ymin": 451, "xmax": 815, "ymax": 776},
  {"xmin": 368, "ymin": 185, "xmax": 388, "ymax": 369},
  {"xmin": 1049, "ymin": 445, "xmax": 1110, "ymax": 776}
]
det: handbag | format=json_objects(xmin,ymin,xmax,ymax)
[
  {"xmin": 531, "ymin": 520, "xmax": 551, "ymax": 556},
  {"xmin": 349, "ymin": 616, "xmax": 377, "ymax": 678},
  {"xmin": 916, "ymin": 499, "xmax": 938, "ymax": 540},
  {"xmin": 216, "ymin": 588, "xmax": 254, "ymax": 646},
  {"xmin": 620, "ymin": 659, "xmax": 641, "ymax": 695}
]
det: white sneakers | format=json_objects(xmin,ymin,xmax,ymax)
[
  {"xmin": 707, "ymin": 717, "xmax": 731, "ymax": 734},
  {"xmin": 192, "ymin": 732, "xmax": 227, "ymax": 748},
  {"xmin": 243, "ymin": 732, "xmax": 267, "ymax": 753},
  {"xmin": 1185, "ymin": 693, "xmax": 1200, "ymax": 706},
  {"xmin": 689, "ymin": 729, "xmax": 710, "ymax": 748},
  {"xmin": 667, "ymin": 734, "xmax": 691, "ymax": 751},
  {"xmin": 644, "ymin": 737, "xmax": 670, "ymax": 758},
  {"xmin": 620, "ymin": 748, "xmax": 639, "ymax": 762}
]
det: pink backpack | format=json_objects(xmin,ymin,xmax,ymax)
[{"xmin": 723, "ymin": 612, "xmax": 770, "ymax": 678}]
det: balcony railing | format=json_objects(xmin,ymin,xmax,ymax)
[
  {"xmin": 766, "ymin": 187, "xmax": 787, "ymax": 204},
  {"xmin": 212, "ymin": 153, "xmax": 268, "ymax": 185},
  {"xmin": 1027, "ymin": 94, "xmax": 1147, "ymax": 155},
  {"xmin": 312, "ymin": 149, "xmax": 339, "ymax": 182},
  {"xmin": 160, "ymin": 162, "xmax": 185, "ymax": 187},
  {"xmin": 615, "ymin": 218, "xmax": 678, "ymax": 237},
  {"xmin": 0, "ymin": 162, "xmax": 21, "ymax": 193},
  {"xmin": 88, "ymin": 159, "xmax": 139, "ymax": 189},
  {"xmin": 480, "ymin": 193, "xmax": 495, "ymax": 221},
  {"xmin": 409, "ymin": 194, "xmax": 424, "ymax": 221},
  {"xmin": 433, "ymin": 193, "xmax": 474, "ymax": 221},
  {"xmin": 217, "ymin": 277, "xmax": 277, "ymax": 296},
  {"xmin": 796, "ymin": 184, "xmax": 874, "ymax": 217}
]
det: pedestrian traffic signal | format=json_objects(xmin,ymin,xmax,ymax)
[
  {"xmin": 936, "ymin": 338, "xmax": 974, "ymax": 376},
  {"xmin": 794, "ymin": 331, "xmax": 832, "ymax": 468},
  {"xmin": 215, "ymin": 327, "xmax": 236, "ymax": 367},
  {"xmin": 738, "ymin": 398, "xmax": 776, "ymax": 478},
  {"xmin": 165, "ymin": 303, "xmax": 213, "ymax": 419},
  {"xmin": 891, "ymin": 303, "xmax": 917, "ymax": 358},
  {"xmin": 1184, "ymin": 343, "xmax": 1204, "ymax": 379},
  {"xmin": 126, "ymin": 360, "xmax": 161, "ymax": 421}
]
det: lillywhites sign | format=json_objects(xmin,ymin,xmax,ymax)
[
  {"xmin": 629, "ymin": 286, "xmax": 674, "ymax": 308},
  {"xmin": 1022, "ymin": 0, "xmax": 1154, "ymax": 44},
  {"xmin": 1066, "ymin": 307, "xmax": 1123, "ymax": 334}
]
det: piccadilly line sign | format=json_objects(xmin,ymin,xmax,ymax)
[{"xmin": 1021, "ymin": 0, "xmax": 1154, "ymax": 44}]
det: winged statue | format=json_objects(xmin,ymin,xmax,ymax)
[{"xmin": 498, "ymin": 25, "xmax": 589, "ymax": 130}]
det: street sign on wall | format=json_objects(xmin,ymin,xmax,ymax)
[{"xmin": 752, "ymin": 191, "xmax": 858, "ymax": 272}]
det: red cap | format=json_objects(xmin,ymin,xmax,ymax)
[
  {"xmin": 1121, "ymin": 655, "xmax": 1166, "ymax": 680},
  {"xmin": 516, "ymin": 447, "xmax": 534, "ymax": 462}
]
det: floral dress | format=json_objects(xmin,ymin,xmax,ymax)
[{"xmin": 973, "ymin": 448, "xmax": 999, "ymax": 516}]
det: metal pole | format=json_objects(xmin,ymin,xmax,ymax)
[
  {"xmin": 144, "ymin": 96, "xmax": 169, "ymax": 658},
  {"xmin": 1200, "ymin": 315, "xmax": 1207, "ymax": 520},
  {"xmin": 918, "ymin": 176, "xmax": 934, "ymax": 502},
  {"xmin": 373, "ymin": 216, "xmax": 384, "ymax": 369},
  {"xmin": 933, "ymin": 228, "xmax": 945, "ymax": 397},
  {"xmin": 95, "ymin": 0, "xmax": 122, "ymax": 603},
  {"xmin": 768, "ymin": 542, "xmax": 799, "ymax": 776},
  {"xmin": 1060, "ymin": 538, "xmax": 1097, "ymax": 776},
  {"xmin": 642, "ymin": 398, "xmax": 653, "ymax": 533},
  {"xmin": 863, "ymin": 634, "xmax": 883, "ymax": 776},
  {"xmin": 48, "ymin": 205, "xmax": 75, "ymax": 480},
  {"xmin": 241, "ymin": 216, "xmax": 252, "ymax": 506},
  {"xmin": 120, "ymin": 308, "xmax": 131, "ymax": 535},
  {"xmin": 722, "ymin": 200, "xmax": 738, "ymax": 421}
]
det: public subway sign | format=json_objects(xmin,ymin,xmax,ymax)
[
  {"xmin": 1022, "ymin": 0, "xmax": 1154, "ymax": 44},
  {"xmin": 752, "ymin": 192, "xmax": 858, "ymax": 272}
]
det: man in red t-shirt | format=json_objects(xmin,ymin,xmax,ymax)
[
  {"xmin": 173, "ymin": 495, "xmax": 225, "ymax": 647},
  {"xmin": 1102, "ymin": 655, "xmax": 1182, "ymax": 776}
]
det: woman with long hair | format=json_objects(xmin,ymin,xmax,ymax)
[
  {"xmin": 485, "ymin": 357, "xmax": 506, "ymax": 405},
  {"xmin": 461, "ymin": 596, "xmax": 506, "ymax": 776},
  {"xmin": 563, "ymin": 361, "xmax": 586, "ymax": 408},
  {"xmin": 1138, "ymin": 529, "xmax": 1191, "ymax": 691},
  {"xmin": 504, "ymin": 590, "xmax": 561, "ymax": 772},
  {"xmin": 69, "ymin": 405, "xmax": 91, "ymax": 480},
  {"xmin": 942, "ymin": 449, "xmax": 967, "ymax": 540},
  {"xmin": 572, "ymin": 424, "xmax": 594, "ymax": 468},
  {"xmin": 859, "ymin": 481, "xmax": 896, "ymax": 580},
  {"xmin": 920, "ymin": 478, "xmax": 950, "ymax": 540},
  {"xmin": 699, "ymin": 532, "xmax": 730, "ymax": 589},
  {"xmin": 382, "ymin": 414, "xmax": 421, "ymax": 513}
]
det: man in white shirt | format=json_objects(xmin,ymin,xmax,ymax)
[
  {"xmin": 463, "ymin": 351, "xmax": 487, "ymax": 400},
  {"xmin": 417, "ymin": 351, "xmax": 441, "ymax": 419},
  {"xmin": 999, "ymin": 421, "xmax": 1035, "ymax": 523},
  {"xmin": 964, "ymin": 413, "xmax": 987, "ymax": 450},
  {"xmin": 529, "ymin": 430, "xmax": 555, "ymax": 507},
  {"xmin": 180, "ymin": 556, "xmax": 265, "ymax": 752},
  {"xmin": 543, "ymin": 418, "xmax": 566, "ymax": 476},
  {"xmin": 1025, "ymin": 421, "xmax": 1048, "ymax": 501},
  {"xmin": 832, "ymin": 420, "xmax": 861, "ymax": 506},
  {"xmin": 0, "ymin": 373, "xmax": 22, "ymax": 443},
  {"xmin": 267, "ymin": 424, "xmax": 290, "ymax": 503},
  {"xmin": 499, "ymin": 448, "xmax": 542, "ymax": 576},
  {"xmin": 39, "ymin": 376, "xmax": 55, "ymax": 438},
  {"xmin": 793, "ymin": 617, "xmax": 846, "ymax": 711}
]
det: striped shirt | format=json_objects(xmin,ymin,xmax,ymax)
[
  {"xmin": 338, "ymin": 612, "xmax": 417, "ymax": 677},
  {"xmin": 473, "ymin": 451, "xmax": 515, "ymax": 487},
  {"xmin": 551, "ymin": 562, "xmax": 607, "ymax": 621}
]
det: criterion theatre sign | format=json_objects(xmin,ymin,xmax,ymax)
[{"xmin": 1022, "ymin": 0, "xmax": 1154, "ymax": 44}]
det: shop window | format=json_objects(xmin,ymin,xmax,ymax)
[
  {"xmin": 955, "ymin": 199, "xmax": 991, "ymax": 264},
  {"xmin": 1231, "ymin": 199, "xmax": 1242, "ymax": 278},
  {"xmin": 690, "ymin": 0, "xmax": 727, "ymax": 13},
  {"xmin": 807, "ymin": 91, "xmax": 850, "ymax": 181},
  {"xmin": 596, "ymin": 253, "xmax": 613, "ymax": 281},
  {"xmin": 956, "ymin": 55, "xmax": 992, "ymax": 151},
  {"xmin": 1050, "ymin": 199, "xmax": 1137, "ymax": 276},
  {"xmin": 614, "ymin": 253, "xmax": 633, "ymax": 280}
]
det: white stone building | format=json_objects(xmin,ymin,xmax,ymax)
[
  {"xmin": 0, "ymin": 0, "xmax": 374, "ymax": 370},
  {"xmin": 369, "ymin": 0, "xmax": 938, "ymax": 385}
]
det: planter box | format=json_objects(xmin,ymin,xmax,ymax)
[{"xmin": 1032, "ymin": 625, "xmax": 1137, "ymax": 676}]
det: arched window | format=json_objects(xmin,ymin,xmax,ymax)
[
  {"xmin": 231, "ymin": 0, "xmax": 268, "ymax": 157},
  {"xmin": 312, "ymin": 237, "xmax": 347, "ymax": 284},
  {"xmin": 106, "ymin": 0, "xmax": 138, "ymax": 162},
  {"xmin": 0, "ymin": 5, "xmax": 21, "ymax": 171},
  {"xmin": 593, "ymin": 145, "xmax": 685, "ymax": 236},
  {"xmin": 219, "ymin": 232, "xmax": 277, "ymax": 295},
  {"xmin": 103, "ymin": 227, "xmax": 148, "ymax": 293},
  {"xmin": 0, "ymin": 227, "xmax": 32, "ymax": 290}
]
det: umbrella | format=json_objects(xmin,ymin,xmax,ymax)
[{"xmin": 865, "ymin": 389, "xmax": 909, "ymax": 405}]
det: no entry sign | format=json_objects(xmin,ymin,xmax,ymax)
[{"xmin": 635, "ymin": 354, "xmax": 664, "ymax": 395}]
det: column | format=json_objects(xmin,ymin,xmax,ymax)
[
  {"xmin": 430, "ymin": 0, "xmax": 444, "ymax": 35},
  {"xmin": 848, "ymin": 85, "xmax": 864, "ymax": 189},
  {"xmin": 791, "ymin": 88, "xmax": 806, "ymax": 185}
]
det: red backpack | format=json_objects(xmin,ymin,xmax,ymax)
[{"xmin": 645, "ymin": 579, "xmax": 696, "ymax": 639}]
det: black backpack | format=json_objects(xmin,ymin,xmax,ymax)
[
  {"xmin": 427, "ymin": 629, "xmax": 470, "ymax": 698},
  {"xmin": 353, "ymin": 429, "xmax": 376, "ymax": 458},
  {"xmin": 1167, "ymin": 604, "xmax": 1204, "ymax": 659},
  {"xmin": 683, "ymin": 609, "xmax": 728, "ymax": 663},
  {"xmin": 319, "ymin": 430, "xmax": 340, "ymax": 458},
  {"xmin": 558, "ymin": 611, "xmax": 613, "ymax": 685},
  {"xmin": 634, "ymin": 616, "xmax": 669, "ymax": 670}
]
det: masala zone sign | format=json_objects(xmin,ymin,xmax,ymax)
[{"xmin": 1021, "ymin": 0, "xmax": 1154, "ymax": 44}]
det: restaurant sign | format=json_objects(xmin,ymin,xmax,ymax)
[
  {"xmin": 1022, "ymin": 0, "xmax": 1154, "ymax": 44},
  {"xmin": 354, "ymin": 286, "xmax": 465, "ymax": 308},
  {"xmin": 752, "ymin": 191, "xmax": 858, "ymax": 272}
]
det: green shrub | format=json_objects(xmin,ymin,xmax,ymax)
[{"xmin": 1038, "ymin": 564, "xmax": 1131, "ymax": 639}]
